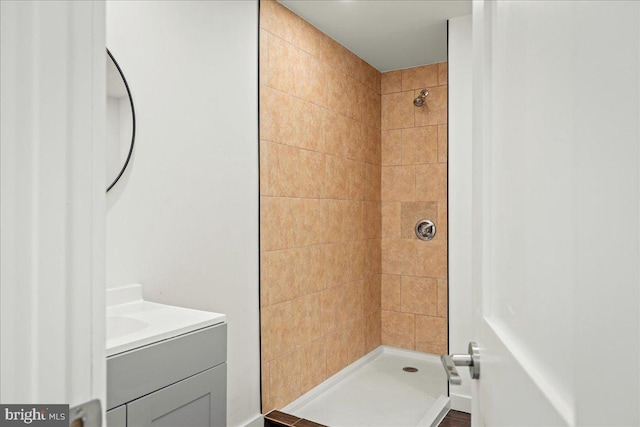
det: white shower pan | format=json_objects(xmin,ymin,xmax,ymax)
[{"xmin": 283, "ymin": 346, "xmax": 449, "ymax": 427}]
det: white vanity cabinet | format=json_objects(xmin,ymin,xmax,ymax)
[{"xmin": 106, "ymin": 323, "xmax": 227, "ymax": 427}]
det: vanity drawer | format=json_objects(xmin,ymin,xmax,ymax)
[{"xmin": 107, "ymin": 323, "xmax": 226, "ymax": 410}]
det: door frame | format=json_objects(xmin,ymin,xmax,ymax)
[{"xmin": 0, "ymin": 0, "xmax": 107, "ymax": 414}]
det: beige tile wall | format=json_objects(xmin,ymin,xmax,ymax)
[
  {"xmin": 260, "ymin": 0, "xmax": 449, "ymax": 412},
  {"xmin": 380, "ymin": 63, "xmax": 448, "ymax": 355},
  {"xmin": 259, "ymin": 0, "xmax": 382, "ymax": 412}
]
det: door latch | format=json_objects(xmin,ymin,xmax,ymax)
[{"xmin": 441, "ymin": 342, "xmax": 480, "ymax": 385}]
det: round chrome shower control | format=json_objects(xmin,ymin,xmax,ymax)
[{"xmin": 415, "ymin": 219, "xmax": 436, "ymax": 241}]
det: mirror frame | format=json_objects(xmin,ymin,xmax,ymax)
[{"xmin": 106, "ymin": 48, "xmax": 136, "ymax": 192}]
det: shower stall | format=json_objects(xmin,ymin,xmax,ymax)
[
  {"xmin": 259, "ymin": 1, "xmax": 471, "ymax": 425},
  {"xmin": 281, "ymin": 347, "xmax": 449, "ymax": 426}
]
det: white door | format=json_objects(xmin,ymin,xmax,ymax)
[
  {"xmin": 0, "ymin": 0, "xmax": 106, "ymax": 423},
  {"xmin": 470, "ymin": 1, "xmax": 640, "ymax": 426}
]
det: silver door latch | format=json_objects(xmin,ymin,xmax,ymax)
[{"xmin": 441, "ymin": 342, "xmax": 480, "ymax": 385}]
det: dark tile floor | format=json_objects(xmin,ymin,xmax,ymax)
[
  {"xmin": 264, "ymin": 410, "xmax": 328, "ymax": 427},
  {"xmin": 440, "ymin": 410, "xmax": 472, "ymax": 427},
  {"xmin": 262, "ymin": 409, "xmax": 471, "ymax": 427}
]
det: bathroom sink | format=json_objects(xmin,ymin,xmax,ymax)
[
  {"xmin": 106, "ymin": 284, "xmax": 226, "ymax": 356},
  {"xmin": 106, "ymin": 316, "xmax": 148, "ymax": 341}
]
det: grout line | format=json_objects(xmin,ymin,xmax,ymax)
[{"xmin": 260, "ymin": 27, "xmax": 380, "ymax": 93}]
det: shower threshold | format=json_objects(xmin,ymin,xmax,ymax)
[{"xmin": 282, "ymin": 346, "xmax": 450, "ymax": 427}]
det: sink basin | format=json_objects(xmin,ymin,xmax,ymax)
[
  {"xmin": 106, "ymin": 284, "xmax": 226, "ymax": 356},
  {"xmin": 106, "ymin": 316, "xmax": 148, "ymax": 341}
]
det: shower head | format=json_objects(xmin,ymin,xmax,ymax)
[{"xmin": 413, "ymin": 89, "xmax": 429, "ymax": 107}]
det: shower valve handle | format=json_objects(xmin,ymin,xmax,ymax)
[{"xmin": 441, "ymin": 342, "xmax": 480, "ymax": 385}]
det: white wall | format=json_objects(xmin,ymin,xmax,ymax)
[
  {"xmin": 106, "ymin": 2, "xmax": 260, "ymax": 426},
  {"xmin": 448, "ymin": 13, "xmax": 473, "ymax": 413}
]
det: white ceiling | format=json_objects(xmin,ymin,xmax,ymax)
[{"xmin": 279, "ymin": 0, "xmax": 471, "ymax": 72}]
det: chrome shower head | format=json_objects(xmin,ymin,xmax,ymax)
[{"xmin": 413, "ymin": 89, "xmax": 429, "ymax": 107}]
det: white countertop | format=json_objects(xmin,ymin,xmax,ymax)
[{"xmin": 106, "ymin": 284, "xmax": 226, "ymax": 357}]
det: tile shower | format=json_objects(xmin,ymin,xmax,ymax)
[
  {"xmin": 259, "ymin": 0, "xmax": 448, "ymax": 414},
  {"xmin": 380, "ymin": 63, "xmax": 448, "ymax": 355}
]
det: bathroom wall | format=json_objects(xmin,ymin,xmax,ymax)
[
  {"xmin": 380, "ymin": 63, "xmax": 449, "ymax": 354},
  {"xmin": 105, "ymin": 2, "xmax": 260, "ymax": 426},
  {"xmin": 259, "ymin": 0, "xmax": 382, "ymax": 411}
]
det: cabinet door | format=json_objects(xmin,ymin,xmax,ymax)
[
  {"xmin": 127, "ymin": 364, "xmax": 226, "ymax": 427},
  {"xmin": 107, "ymin": 405, "xmax": 126, "ymax": 427}
]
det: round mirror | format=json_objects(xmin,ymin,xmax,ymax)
[{"xmin": 106, "ymin": 49, "xmax": 135, "ymax": 192}]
